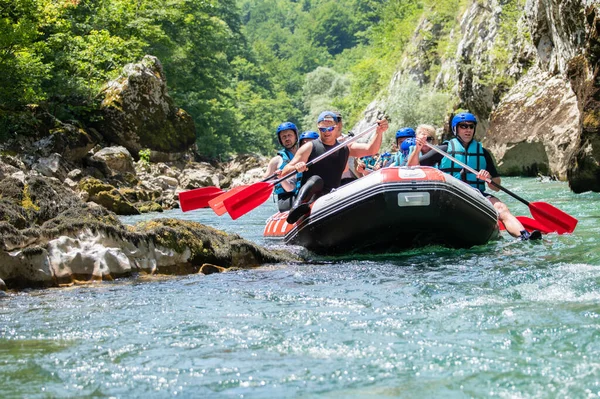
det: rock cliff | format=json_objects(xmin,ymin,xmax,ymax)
[{"xmin": 364, "ymin": 0, "xmax": 599, "ymax": 192}]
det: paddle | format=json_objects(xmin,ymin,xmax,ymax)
[
  {"xmin": 179, "ymin": 170, "xmax": 281, "ymax": 213},
  {"xmin": 178, "ymin": 186, "xmax": 224, "ymax": 212},
  {"xmin": 206, "ymin": 169, "xmax": 289, "ymax": 216},
  {"xmin": 499, "ymin": 216, "xmax": 553, "ymax": 234},
  {"xmin": 425, "ymin": 144, "xmax": 578, "ymax": 234},
  {"xmin": 208, "ymin": 185, "xmax": 248, "ymax": 216},
  {"xmin": 222, "ymin": 123, "xmax": 380, "ymax": 220}
]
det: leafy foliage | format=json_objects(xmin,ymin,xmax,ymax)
[{"xmin": 1, "ymin": 0, "xmax": 522, "ymax": 159}]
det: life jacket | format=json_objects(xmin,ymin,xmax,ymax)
[
  {"xmin": 274, "ymin": 148, "xmax": 301, "ymax": 197},
  {"xmin": 439, "ymin": 137, "xmax": 487, "ymax": 192},
  {"xmin": 392, "ymin": 148, "xmax": 413, "ymax": 167}
]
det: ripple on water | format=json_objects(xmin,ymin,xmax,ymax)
[{"xmin": 2, "ymin": 179, "xmax": 600, "ymax": 398}]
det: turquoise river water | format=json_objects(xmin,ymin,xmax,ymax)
[{"xmin": 1, "ymin": 178, "xmax": 600, "ymax": 398}]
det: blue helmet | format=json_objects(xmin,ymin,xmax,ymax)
[
  {"xmin": 400, "ymin": 137, "xmax": 416, "ymax": 156},
  {"xmin": 299, "ymin": 131, "xmax": 319, "ymax": 142},
  {"xmin": 395, "ymin": 127, "xmax": 416, "ymax": 140},
  {"xmin": 276, "ymin": 122, "xmax": 298, "ymax": 145},
  {"xmin": 451, "ymin": 112, "xmax": 477, "ymax": 135}
]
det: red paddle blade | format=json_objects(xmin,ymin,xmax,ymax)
[
  {"xmin": 498, "ymin": 216, "xmax": 552, "ymax": 233},
  {"xmin": 516, "ymin": 216, "xmax": 554, "ymax": 234},
  {"xmin": 529, "ymin": 201, "xmax": 578, "ymax": 234},
  {"xmin": 178, "ymin": 187, "xmax": 224, "ymax": 212},
  {"xmin": 222, "ymin": 182, "xmax": 274, "ymax": 220},
  {"xmin": 208, "ymin": 185, "xmax": 248, "ymax": 216}
]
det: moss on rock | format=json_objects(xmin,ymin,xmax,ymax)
[{"xmin": 137, "ymin": 201, "xmax": 163, "ymax": 213}]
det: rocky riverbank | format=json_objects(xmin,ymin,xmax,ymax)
[
  {"xmin": 0, "ymin": 172, "xmax": 300, "ymax": 291},
  {"xmin": 0, "ymin": 56, "xmax": 300, "ymax": 291}
]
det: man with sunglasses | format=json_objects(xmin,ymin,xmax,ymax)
[
  {"xmin": 410, "ymin": 112, "xmax": 541, "ymax": 241},
  {"xmin": 282, "ymin": 110, "xmax": 388, "ymax": 223}
]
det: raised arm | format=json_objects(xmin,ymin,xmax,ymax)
[
  {"xmin": 347, "ymin": 119, "xmax": 389, "ymax": 158},
  {"xmin": 406, "ymin": 131, "xmax": 429, "ymax": 166}
]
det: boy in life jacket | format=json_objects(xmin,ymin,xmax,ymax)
[
  {"xmin": 409, "ymin": 112, "xmax": 541, "ymax": 241},
  {"xmin": 390, "ymin": 127, "xmax": 416, "ymax": 166},
  {"xmin": 397, "ymin": 138, "xmax": 417, "ymax": 166},
  {"xmin": 264, "ymin": 122, "xmax": 301, "ymax": 212}
]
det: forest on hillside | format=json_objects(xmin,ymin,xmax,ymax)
[{"xmin": 1, "ymin": 0, "xmax": 470, "ymax": 158}]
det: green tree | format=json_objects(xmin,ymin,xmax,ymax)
[{"xmin": 0, "ymin": 0, "xmax": 49, "ymax": 108}]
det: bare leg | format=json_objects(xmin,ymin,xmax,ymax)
[{"xmin": 487, "ymin": 196, "xmax": 524, "ymax": 238}]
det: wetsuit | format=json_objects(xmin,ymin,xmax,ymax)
[
  {"xmin": 300, "ymin": 139, "xmax": 349, "ymax": 195},
  {"xmin": 286, "ymin": 139, "xmax": 349, "ymax": 223}
]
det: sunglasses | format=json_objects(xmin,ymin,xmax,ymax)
[
  {"xmin": 426, "ymin": 136, "xmax": 434, "ymax": 142},
  {"xmin": 458, "ymin": 123, "xmax": 475, "ymax": 130},
  {"xmin": 318, "ymin": 126, "xmax": 336, "ymax": 133}
]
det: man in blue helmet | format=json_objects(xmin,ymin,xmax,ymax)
[
  {"xmin": 390, "ymin": 127, "xmax": 416, "ymax": 166},
  {"xmin": 264, "ymin": 122, "xmax": 301, "ymax": 212},
  {"xmin": 281, "ymin": 110, "xmax": 388, "ymax": 223},
  {"xmin": 410, "ymin": 112, "xmax": 541, "ymax": 241}
]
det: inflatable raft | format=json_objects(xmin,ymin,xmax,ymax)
[{"xmin": 263, "ymin": 166, "xmax": 500, "ymax": 255}]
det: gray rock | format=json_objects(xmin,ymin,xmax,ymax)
[
  {"xmin": 0, "ymin": 160, "xmax": 20, "ymax": 181},
  {"xmin": 179, "ymin": 164, "xmax": 219, "ymax": 189},
  {"xmin": 32, "ymin": 153, "xmax": 68, "ymax": 181},
  {"xmin": 90, "ymin": 146, "xmax": 136, "ymax": 176},
  {"xmin": 67, "ymin": 169, "xmax": 83, "ymax": 180},
  {"xmin": 32, "ymin": 123, "xmax": 99, "ymax": 162},
  {"xmin": 96, "ymin": 55, "xmax": 196, "ymax": 156}
]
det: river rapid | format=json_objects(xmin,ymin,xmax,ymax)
[{"xmin": 1, "ymin": 178, "xmax": 600, "ymax": 398}]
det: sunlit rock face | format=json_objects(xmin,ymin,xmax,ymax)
[
  {"xmin": 481, "ymin": 1, "xmax": 599, "ymax": 189},
  {"xmin": 365, "ymin": 0, "xmax": 599, "ymax": 192},
  {"xmin": 97, "ymin": 55, "xmax": 196, "ymax": 159},
  {"xmin": 485, "ymin": 69, "xmax": 580, "ymax": 179},
  {"xmin": 447, "ymin": 0, "xmax": 599, "ymax": 190}
]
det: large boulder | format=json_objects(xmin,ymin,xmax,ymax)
[
  {"xmin": 484, "ymin": 69, "xmax": 580, "ymax": 179},
  {"xmin": 0, "ymin": 216, "xmax": 299, "ymax": 289},
  {"xmin": 89, "ymin": 146, "xmax": 136, "ymax": 176},
  {"xmin": 96, "ymin": 55, "xmax": 196, "ymax": 158}
]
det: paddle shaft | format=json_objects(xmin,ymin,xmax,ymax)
[
  {"xmin": 426, "ymin": 144, "xmax": 531, "ymax": 206},
  {"xmin": 272, "ymin": 123, "xmax": 379, "ymax": 186}
]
